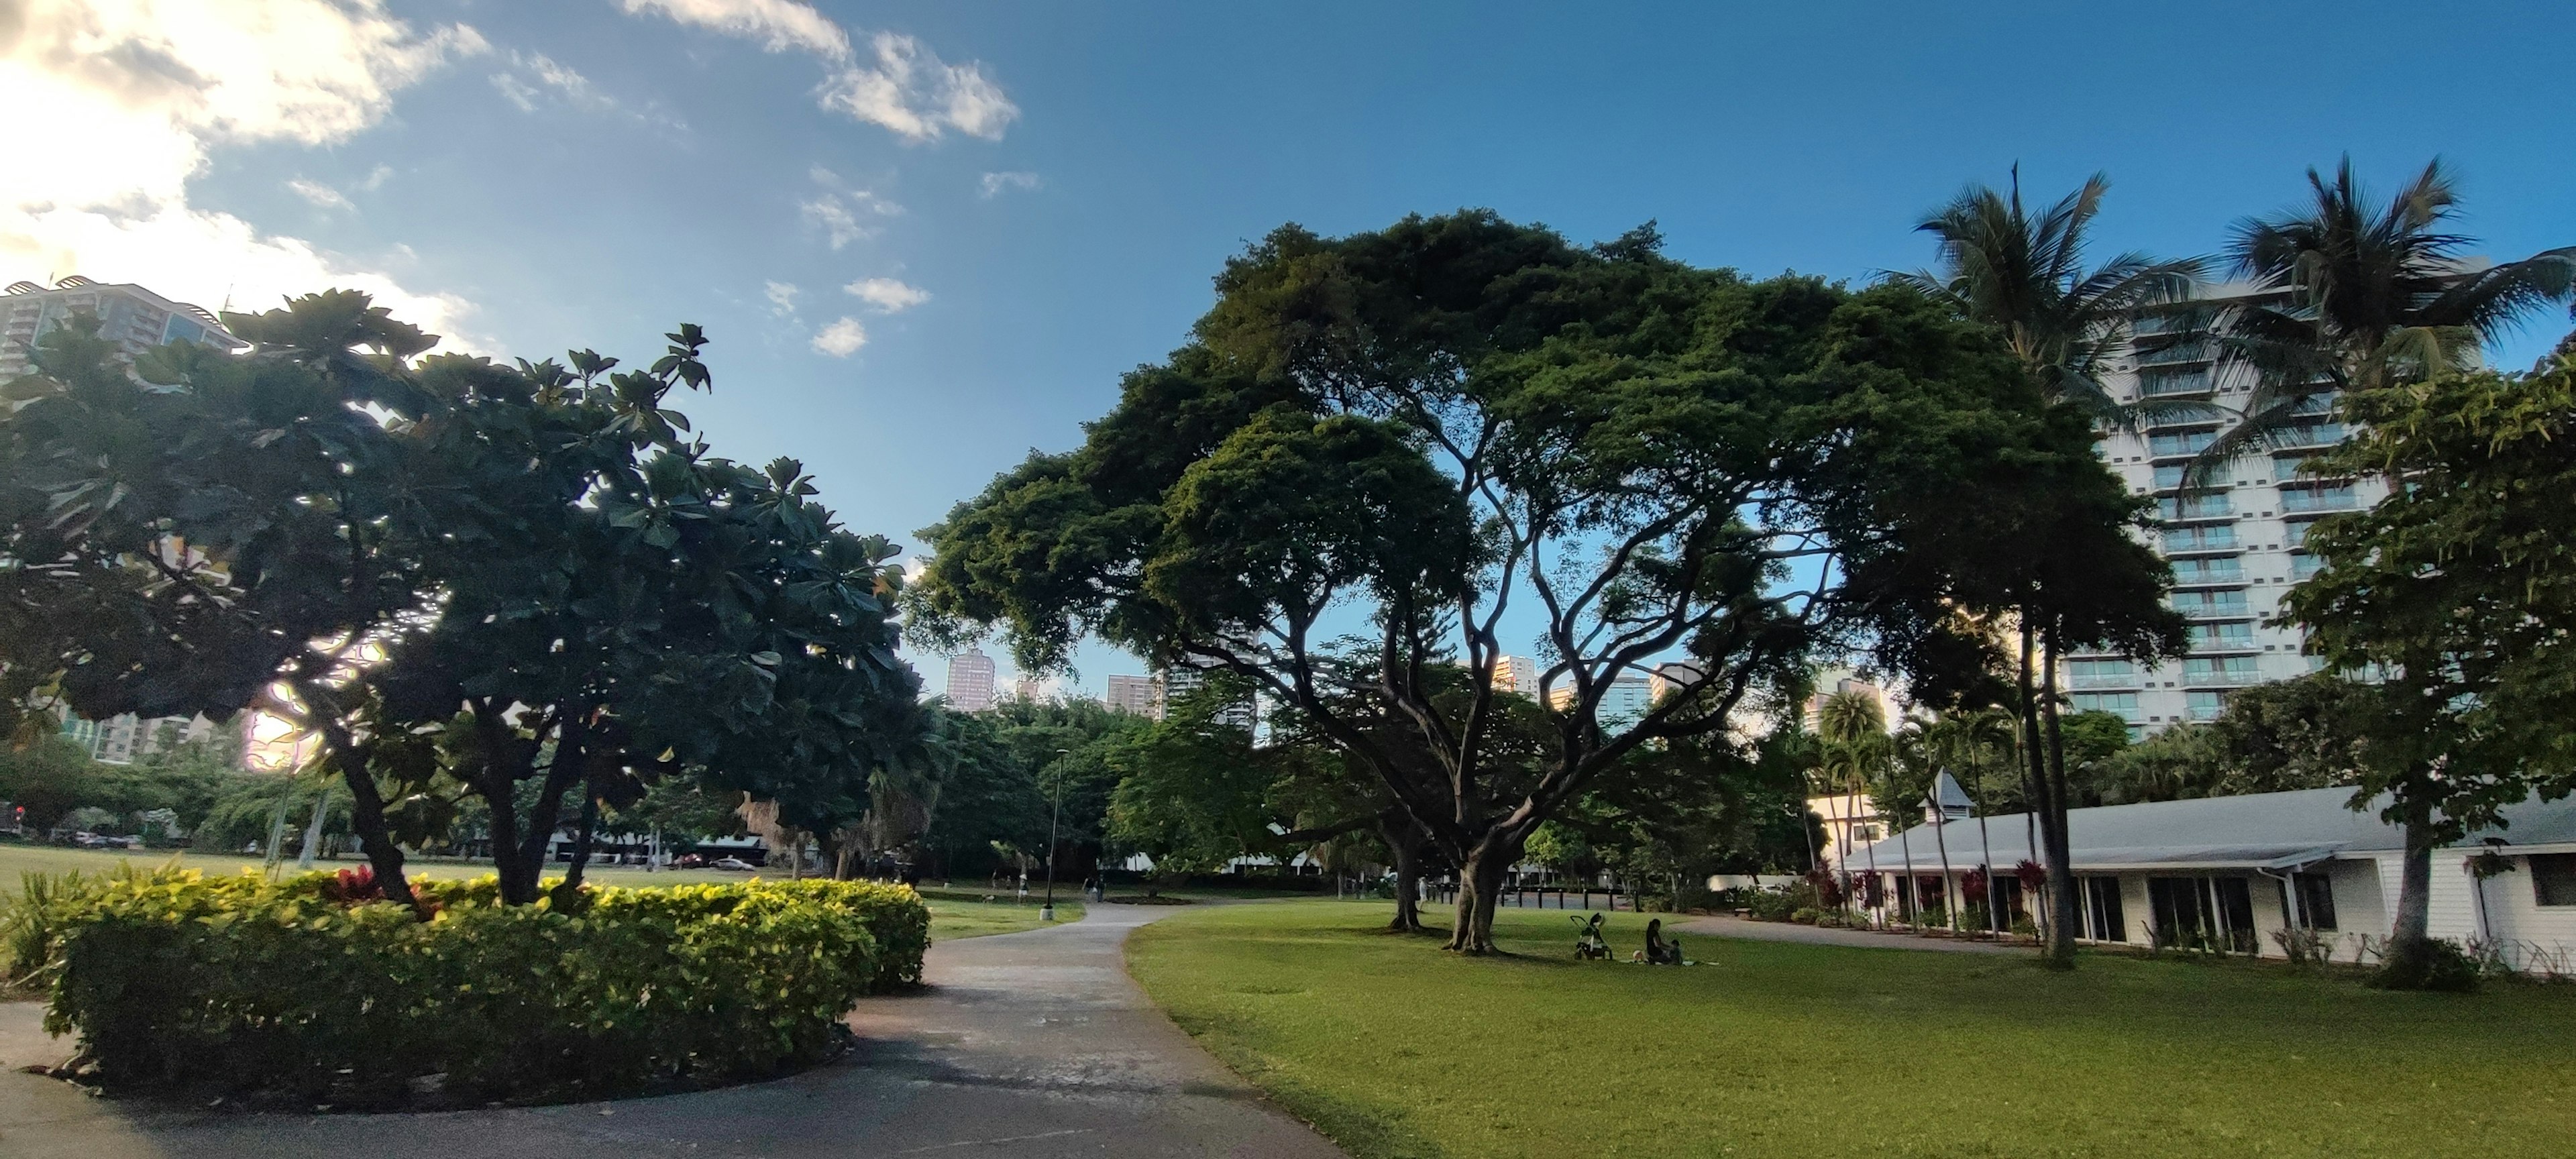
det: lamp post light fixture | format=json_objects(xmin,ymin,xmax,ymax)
[{"xmin": 1042, "ymin": 747, "xmax": 1071, "ymax": 922}]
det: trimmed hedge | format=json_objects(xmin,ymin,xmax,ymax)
[{"xmin": 25, "ymin": 869, "xmax": 928, "ymax": 1107}]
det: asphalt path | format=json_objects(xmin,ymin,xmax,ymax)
[{"xmin": 0, "ymin": 902, "xmax": 1346, "ymax": 1158}]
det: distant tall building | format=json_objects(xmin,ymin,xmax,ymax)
[
  {"xmin": 60, "ymin": 712, "xmax": 242, "ymax": 767},
  {"xmin": 945, "ymin": 647, "xmax": 997, "ymax": 713},
  {"xmin": 1802, "ymin": 667, "xmax": 1892, "ymax": 735},
  {"xmin": 1, "ymin": 276, "xmax": 239, "ymax": 382},
  {"xmin": 1104, "ymin": 674, "xmax": 1161, "ymax": 718},
  {"xmin": 1491, "ymin": 655, "xmax": 1542, "ymax": 698},
  {"xmin": 2063, "ymin": 280, "xmax": 2393, "ymax": 735},
  {"xmin": 1648, "ymin": 661, "xmax": 1705, "ymax": 705},
  {"xmin": 1161, "ymin": 661, "xmax": 1256, "ymax": 730},
  {"xmin": 1546, "ymin": 675, "xmax": 1653, "ymax": 727},
  {"xmin": 1011, "ymin": 677, "xmax": 1048, "ymax": 704}
]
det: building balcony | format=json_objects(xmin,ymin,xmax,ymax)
[
  {"xmin": 2147, "ymin": 435, "xmax": 2220, "ymax": 461},
  {"xmin": 2157, "ymin": 496, "xmax": 2235, "ymax": 523},
  {"xmin": 2171, "ymin": 601, "xmax": 2253, "ymax": 620},
  {"xmin": 2181, "ymin": 667, "xmax": 2265, "ymax": 687},
  {"xmin": 2169, "ymin": 567, "xmax": 2246, "ymax": 588},
  {"xmin": 2271, "ymin": 423, "xmax": 2348, "ymax": 451},
  {"xmin": 2279, "ymin": 488, "xmax": 2361, "ymax": 515},
  {"xmin": 2070, "ymin": 671, "xmax": 2141, "ymax": 690},
  {"xmin": 2160, "ymin": 531, "xmax": 2239, "ymax": 555}
]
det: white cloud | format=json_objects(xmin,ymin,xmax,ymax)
[
  {"xmin": 617, "ymin": 2, "xmax": 1014, "ymax": 142},
  {"xmin": 490, "ymin": 50, "xmax": 659, "ymax": 123},
  {"xmin": 800, "ymin": 197, "xmax": 873, "ymax": 249},
  {"xmin": 490, "ymin": 71, "xmax": 541, "ymax": 111},
  {"xmin": 356, "ymin": 164, "xmax": 394, "ymax": 192},
  {"xmin": 843, "ymin": 277, "xmax": 927, "ymax": 313},
  {"xmin": 0, "ymin": 1, "xmax": 487, "ymax": 344},
  {"xmin": 818, "ymin": 33, "xmax": 1018, "ymax": 142},
  {"xmin": 979, "ymin": 170, "xmax": 1040, "ymax": 199},
  {"xmin": 798, "ymin": 168, "xmax": 900, "ymax": 250},
  {"xmin": 764, "ymin": 280, "xmax": 800, "ymax": 317},
  {"xmin": 810, "ymin": 316, "xmax": 867, "ymax": 357},
  {"xmin": 286, "ymin": 177, "xmax": 354, "ymax": 211},
  {"xmin": 617, "ymin": 0, "xmax": 849, "ymax": 60}
]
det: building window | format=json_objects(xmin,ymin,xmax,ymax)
[
  {"xmin": 2070, "ymin": 693, "xmax": 2140, "ymax": 722},
  {"xmin": 2081, "ymin": 876, "xmax": 2126, "ymax": 942},
  {"xmin": 2535, "ymin": 854, "xmax": 2576, "ymax": 907},
  {"xmin": 2184, "ymin": 691, "xmax": 2226, "ymax": 722},
  {"xmin": 2292, "ymin": 872, "xmax": 2337, "ymax": 930}
]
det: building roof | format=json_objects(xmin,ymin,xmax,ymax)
[
  {"xmin": 1849, "ymin": 786, "xmax": 2576, "ymax": 872},
  {"xmin": 1929, "ymin": 771, "xmax": 1974, "ymax": 812}
]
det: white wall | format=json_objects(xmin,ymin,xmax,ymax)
[{"xmin": 2473, "ymin": 853, "xmax": 2576, "ymax": 977}]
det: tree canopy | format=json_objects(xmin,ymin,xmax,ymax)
[{"xmin": 912, "ymin": 211, "xmax": 2154, "ymax": 950}]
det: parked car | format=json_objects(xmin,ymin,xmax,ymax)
[{"xmin": 710, "ymin": 856, "xmax": 757, "ymax": 871}]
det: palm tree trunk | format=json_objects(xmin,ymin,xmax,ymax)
[{"xmin": 2040, "ymin": 632, "xmax": 2080, "ymax": 969}]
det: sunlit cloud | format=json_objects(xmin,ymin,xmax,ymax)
[
  {"xmin": 979, "ymin": 170, "xmax": 1041, "ymax": 199},
  {"xmin": 0, "ymin": 0, "xmax": 487, "ymax": 345},
  {"xmin": 844, "ymin": 277, "xmax": 928, "ymax": 313},
  {"xmin": 619, "ymin": 0, "xmax": 1016, "ymax": 142},
  {"xmin": 811, "ymin": 315, "xmax": 867, "ymax": 356}
]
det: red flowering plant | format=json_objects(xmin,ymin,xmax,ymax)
[
  {"xmin": 2014, "ymin": 859, "xmax": 2046, "ymax": 894},
  {"xmin": 1961, "ymin": 867, "xmax": 1990, "ymax": 905}
]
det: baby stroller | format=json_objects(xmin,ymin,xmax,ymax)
[{"xmin": 1571, "ymin": 912, "xmax": 1611, "ymax": 960}]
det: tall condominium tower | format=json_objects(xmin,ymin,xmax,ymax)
[
  {"xmin": 1489, "ymin": 655, "xmax": 1542, "ymax": 697},
  {"xmin": 945, "ymin": 647, "xmax": 998, "ymax": 713},
  {"xmin": 1, "ymin": 276, "xmax": 239, "ymax": 381},
  {"xmin": 1104, "ymin": 674, "xmax": 1161, "ymax": 718},
  {"xmin": 2066, "ymin": 285, "xmax": 2389, "ymax": 734}
]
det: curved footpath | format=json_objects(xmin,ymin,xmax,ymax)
[{"xmin": 0, "ymin": 902, "xmax": 1347, "ymax": 1158}]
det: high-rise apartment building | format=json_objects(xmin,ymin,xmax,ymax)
[
  {"xmin": 945, "ymin": 647, "xmax": 997, "ymax": 713},
  {"xmin": 1546, "ymin": 675, "xmax": 1654, "ymax": 726},
  {"xmin": 2066, "ymin": 285, "xmax": 2389, "ymax": 734},
  {"xmin": 1161, "ymin": 661, "xmax": 1257, "ymax": 730},
  {"xmin": 1, "ymin": 276, "xmax": 239, "ymax": 381},
  {"xmin": 61, "ymin": 712, "xmax": 244, "ymax": 767},
  {"xmin": 1104, "ymin": 674, "xmax": 1161, "ymax": 718},
  {"xmin": 1490, "ymin": 655, "xmax": 1542, "ymax": 698}
]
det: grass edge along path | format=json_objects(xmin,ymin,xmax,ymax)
[{"xmin": 1125, "ymin": 900, "xmax": 2576, "ymax": 1159}]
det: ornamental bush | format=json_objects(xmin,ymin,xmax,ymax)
[{"xmin": 26, "ymin": 869, "xmax": 930, "ymax": 1107}]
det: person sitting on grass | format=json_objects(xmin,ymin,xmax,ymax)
[{"xmin": 1633, "ymin": 918, "xmax": 1684, "ymax": 964}]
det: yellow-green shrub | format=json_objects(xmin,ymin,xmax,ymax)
[{"xmin": 31, "ymin": 869, "xmax": 930, "ymax": 1106}]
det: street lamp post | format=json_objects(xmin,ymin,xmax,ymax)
[{"xmin": 1042, "ymin": 747, "xmax": 1070, "ymax": 922}]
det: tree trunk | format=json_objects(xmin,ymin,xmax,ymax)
[
  {"xmin": 1447, "ymin": 841, "xmax": 1510, "ymax": 954},
  {"xmin": 2373, "ymin": 797, "xmax": 2443, "ymax": 987},
  {"xmin": 316, "ymin": 714, "xmax": 419, "ymax": 911},
  {"xmin": 551, "ymin": 791, "xmax": 601, "ymax": 905},
  {"xmin": 2013, "ymin": 614, "xmax": 2063, "ymax": 964},
  {"xmin": 1381, "ymin": 812, "xmax": 1426, "ymax": 933},
  {"xmin": 2039, "ymin": 632, "xmax": 2079, "ymax": 970}
]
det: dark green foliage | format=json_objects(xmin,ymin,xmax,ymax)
[
  {"xmin": 2082, "ymin": 675, "xmax": 2374, "ymax": 805},
  {"xmin": 1, "ymin": 292, "xmax": 921, "ymax": 907},
  {"xmin": 0, "ymin": 737, "xmax": 98, "ymax": 834},
  {"xmin": 28, "ymin": 869, "xmax": 926, "ymax": 1106},
  {"xmin": 915, "ymin": 211, "xmax": 2125, "ymax": 950}
]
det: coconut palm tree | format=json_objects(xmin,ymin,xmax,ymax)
[
  {"xmin": 2191, "ymin": 157, "xmax": 2576, "ymax": 474},
  {"xmin": 1816, "ymin": 689, "xmax": 1888, "ymax": 925},
  {"xmin": 1895, "ymin": 168, "xmax": 2202, "ymax": 967},
  {"xmin": 1892, "ymin": 167, "xmax": 2206, "ymax": 425}
]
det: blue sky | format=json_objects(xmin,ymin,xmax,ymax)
[{"xmin": 11, "ymin": 1, "xmax": 2573, "ymax": 696}]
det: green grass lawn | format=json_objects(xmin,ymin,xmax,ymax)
[
  {"xmin": 0, "ymin": 843, "xmax": 1073, "ymax": 940},
  {"xmin": 1126, "ymin": 901, "xmax": 2576, "ymax": 1159}
]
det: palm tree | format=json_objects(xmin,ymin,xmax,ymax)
[
  {"xmin": 1817, "ymin": 689, "xmax": 1887, "ymax": 925},
  {"xmin": 1893, "ymin": 167, "xmax": 2206, "ymax": 425},
  {"xmin": 2193, "ymin": 157, "xmax": 2576, "ymax": 473},
  {"xmin": 1895, "ymin": 168, "xmax": 2202, "ymax": 967}
]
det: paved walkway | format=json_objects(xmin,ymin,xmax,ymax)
[
  {"xmin": 1676, "ymin": 914, "xmax": 2031, "ymax": 956},
  {"xmin": 0, "ymin": 903, "xmax": 1346, "ymax": 1158}
]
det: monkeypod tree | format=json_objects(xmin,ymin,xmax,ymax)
[{"xmin": 914, "ymin": 212, "xmax": 2115, "ymax": 952}]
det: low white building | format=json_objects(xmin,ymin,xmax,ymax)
[{"xmin": 1850, "ymin": 786, "xmax": 2576, "ymax": 975}]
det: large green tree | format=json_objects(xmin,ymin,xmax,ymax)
[
  {"xmin": 914, "ymin": 212, "xmax": 2123, "ymax": 952},
  {"xmin": 2284, "ymin": 343, "xmax": 2576, "ymax": 987},
  {"xmin": 2, "ymin": 294, "xmax": 919, "ymax": 906}
]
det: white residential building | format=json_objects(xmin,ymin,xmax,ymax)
[
  {"xmin": 2068, "ymin": 284, "xmax": 2394, "ymax": 733},
  {"xmin": 1854, "ymin": 786, "xmax": 2576, "ymax": 975},
  {"xmin": 1491, "ymin": 655, "xmax": 1542, "ymax": 698},
  {"xmin": 1546, "ymin": 675, "xmax": 1652, "ymax": 726},
  {"xmin": 1, "ymin": 275, "xmax": 238, "ymax": 382}
]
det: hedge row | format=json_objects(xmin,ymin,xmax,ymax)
[{"xmin": 22, "ymin": 869, "xmax": 929, "ymax": 1107}]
